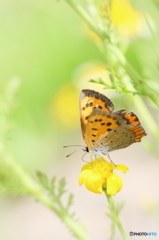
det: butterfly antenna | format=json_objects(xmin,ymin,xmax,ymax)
[
  {"xmin": 63, "ymin": 145, "xmax": 86, "ymax": 158},
  {"xmin": 63, "ymin": 145, "xmax": 84, "ymax": 148},
  {"xmin": 66, "ymin": 150, "xmax": 78, "ymax": 158}
]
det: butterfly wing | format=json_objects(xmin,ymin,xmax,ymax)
[
  {"xmin": 84, "ymin": 110, "xmax": 123, "ymax": 150},
  {"xmin": 115, "ymin": 109, "xmax": 141, "ymax": 125},
  {"xmin": 94, "ymin": 124, "xmax": 146, "ymax": 153},
  {"xmin": 79, "ymin": 89, "xmax": 147, "ymax": 153},
  {"xmin": 80, "ymin": 89, "xmax": 114, "ymax": 146}
]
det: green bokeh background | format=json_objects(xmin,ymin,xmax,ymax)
[
  {"xmin": 1, "ymin": 1, "xmax": 159, "ymax": 240},
  {"xmin": 0, "ymin": 0, "xmax": 104, "ymax": 169}
]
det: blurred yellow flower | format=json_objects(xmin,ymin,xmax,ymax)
[
  {"xmin": 110, "ymin": 0, "xmax": 143, "ymax": 36},
  {"xmin": 87, "ymin": 0, "xmax": 148, "ymax": 40},
  {"xmin": 49, "ymin": 84, "xmax": 79, "ymax": 128},
  {"xmin": 74, "ymin": 61, "xmax": 111, "ymax": 92},
  {"xmin": 78, "ymin": 157, "xmax": 129, "ymax": 195}
]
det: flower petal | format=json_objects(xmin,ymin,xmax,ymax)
[
  {"xmin": 114, "ymin": 164, "xmax": 129, "ymax": 173},
  {"xmin": 81, "ymin": 163, "xmax": 92, "ymax": 171},
  {"xmin": 106, "ymin": 173, "xmax": 123, "ymax": 196},
  {"xmin": 78, "ymin": 170, "xmax": 92, "ymax": 186},
  {"xmin": 85, "ymin": 173, "xmax": 103, "ymax": 194},
  {"xmin": 79, "ymin": 157, "xmax": 127, "ymax": 195}
]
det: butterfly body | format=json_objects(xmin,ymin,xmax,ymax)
[{"xmin": 80, "ymin": 89, "xmax": 146, "ymax": 156}]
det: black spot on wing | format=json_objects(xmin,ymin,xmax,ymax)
[
  {"xmin": 86, "ymin": 102, "xmax": 93, "ymax": 108},
  {"xmin": 107, "ymin": 128, "xmax": 112, "ymax": 131},
  {"xmin": 92, "ymin": 134, "xmax": 96, "ymax": 137}
]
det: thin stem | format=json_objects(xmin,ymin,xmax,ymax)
[
  {"xmin": 2, "ymin": 151, "xmax": 90, "ymax": 240},
  {"xmin": 125, "ymin": 63, "xmax": 159, "ymax": 107},
  {"xmin": 130, "ymin": 95, "xmax": 159, "ymax": 141},
  {"xmin": 65, "ymin": 0, "xmax": 107, "ymax": 41},
  {"xmin": 35, "ymin": 192, "xmax": 90, "ymax": 240},
  {"xmin": 104, "ymin": 191, "xmax": 129, "ymax": 240},
  {"xmin": 65, "ymin": 0, "xmax": 159, "ymax": 108},
  {"xmin": 107, "ymin": 44, "xmax": 159, "ymax": 107}
]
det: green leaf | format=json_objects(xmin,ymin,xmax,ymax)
[
  {"xmin": 67, "ymin": 193, "xmax": 74, "ymax": 209},
  {"xmin": 109, "ymin": 73, "xmax": 116, "ymax": 88},
  {"xmin": 58, "ymin": 177, "xmax": 67, "ymax": 196},
  {"xmin": 89, "ymin": 78, "xmax": 106, "ymax": 85},
  {"xmin": 36, "ymin": 171, "xmax": 49, "ymax": 189}
]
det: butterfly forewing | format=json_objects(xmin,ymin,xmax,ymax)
[{"xmin": 80, "ymin": 89, "xmax": 114, "ymax": 145}]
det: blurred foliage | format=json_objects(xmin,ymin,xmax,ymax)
[
  {"xmin": 0, "ymin": 0, "xmax": 159, "ymax": 192},
  {"xmin": 36, "ymin": 171, "xmax": 75, "ymax": 214},
  {"xmin": 0, "ymin": 0, "xmax": 159, "ymax": 239},
  {"xmin": 0, "ymin": 0, "xmax": 102, "ymax": 131},
  {"xmin": 0, "ymin": 0, "xmax": 104, "ymax": 168},
  {"xmin": 1, "ymin": 0, "xmax": 159, "ymax": 170},
  {"xmin": 0, "ymin": 77, "xmax": 89, "ymax": 240}
]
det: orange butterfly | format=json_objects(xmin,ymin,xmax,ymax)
[{"xmin": 80, "ymin": 89, "xmax": 146, "ymax": 156}]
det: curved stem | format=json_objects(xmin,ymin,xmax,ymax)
[
  {"xmin": 104, "ymin": 190, "xmax": 129, "ymax": 240},
  {"xmin": 65, "ymin": 0, "xmax": 106, "ymax": 41},
  {"xmin": 130, "ymin": 95, "xmax": 159, "ymax": 141},
  {"xmin": 2, "ymin": 151, "xmax": 90, "ymax": 240},
  {"xmin": 65, "ymin": 0, "xmax": 159, "ymax": 108}
]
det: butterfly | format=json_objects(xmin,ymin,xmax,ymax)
[{"xmin": 80, "ymin": 89, "xmax": 147, "ymax": 157}]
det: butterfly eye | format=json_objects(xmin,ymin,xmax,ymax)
[{"xmin": 82, "ymin": 147, "xmax": 89, "ymax": 152}]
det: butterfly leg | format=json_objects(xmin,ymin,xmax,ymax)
[
  {"xmin": 92, "ymin": 152, "xmax": 108, "ymax": 170},
  {"xmin": 105, "ymin": 152, "xmax": 116, "ymax": 166}
]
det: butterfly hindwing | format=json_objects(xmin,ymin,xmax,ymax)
[
  {"xmin": 84, "ymin": 110, "xmax": 123, "ymax": 150},
  {"xmin": 114, "ymin": 110, "xmax": 141, "ymax": 125},
  {"xmin": 94, "ymin": 124, "xmax": 146, "ymax": 153}
]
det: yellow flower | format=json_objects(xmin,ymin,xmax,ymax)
[
  {"xmin": 110, "ymin": 0, "xmax": 143, "ymax": 36},
  {"xmin": 78, "ymin": 157, "xmax": 129, "ymax": 195},
  {"xmin": 49, "ymin": 84, "xmax": 79, "ymax": 128}
]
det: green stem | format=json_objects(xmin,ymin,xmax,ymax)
[
  {"xmin": 65, "ymin": 0, "xmax": 107, "ymax": 41},
  {"xmin": 125, "ymin": 63, "xmax": 159, "ymax": 108},
  {"xmin": 65, "ymin": 0, "xmax": 159, "ymax": 108},
  {"xmin": 107, "ymin": 44, "xmax": 159, "ymax": 107},
  {"xmin": 1, "ymin": 78, "xmax": 90, "ymax": 240},
  {"xmin": 130, "ymin": 95, "xmax": 159, "ymax": 142},
  {"xmin": 35, "ymin": 192, "xmax": 90, "ymax": 240},
  {"xmin": 2, "ymin": 151, "xmax": 90, "ymax": 240},
  {"xmin": 104, "ymin": 191, "xmax": 129, "ymax": 240}
]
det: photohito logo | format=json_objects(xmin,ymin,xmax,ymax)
[{"xmin": 129, "ymin": 232, "xmax": 157, "ymax": 236}]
